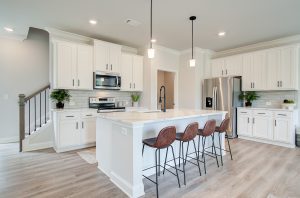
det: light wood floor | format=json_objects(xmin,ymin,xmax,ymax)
[{"xmin": 1, "ymin": 139, "xmax": 300, "ymax": 198}]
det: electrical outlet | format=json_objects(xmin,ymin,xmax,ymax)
[{"xmin": 266, "ymin": 101, "xmax": 272, "ymax": 106}]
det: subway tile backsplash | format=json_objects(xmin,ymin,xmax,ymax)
[
  {"xmin": 63, "ymin": 90, "xmax": 132, "ymax": 109},
  {"xmin": 251, "ymin": 90, "xmax": 298, "ymax": 108}
]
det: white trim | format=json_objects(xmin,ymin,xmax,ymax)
[
  {"xmin": 0, "ymin": 136, "xmax": 19, "ymax": 143},
  {"xmin": 54, "ymin": 142, "xmax": 96, "ymax": 153},
  {"xmin": 46, "ymin": 27, "xmax": 93, "ymax": 44},
  {"xmin": 213, "ymin": 34, "xmax": 300, "ymax": 58},
  {"xmin": 22, "ymin": 141, "xmax": 53, "ymax": 152},
  {"xmin": 238, "ymin": 136, "xmax": 295, "ymax": 148}
]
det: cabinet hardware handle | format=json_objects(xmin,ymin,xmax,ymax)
[
  {"xmin": 277, "ymin": 81, "xmax": 279, "ymax": 87},
  {"xmin": 280, "ymin": 81, "xmax": 282, "ymax": 87},
  {"xmin": 241, "ymin": 112, "xmax": 247, "ymax": 113},
  {"xmin": 130, "ymin": 83, "xmax": 132, "ymax": 89},
  {"xmin": 251, "ymin": 82, "xmax": 253, "ymax": 88},
  {"xmin": 248, "ymin": 117, "xmax": 249, "ymax": 123},
  {"xmin": 275, "ymin": 120, "xmax": 277, "ymax": 127},
  {"xmin": 76, "ymin": 122, "xmax": 78, "ymax": 129},
  {"xmin": 66, "ymin": 115, "xmax": 74, "ymax": 118},
  {"xmin": 78, "ymin": 79, "xmax": 80, "ymax": 86},
  {"xmin": 278, "ymin": 114, "xmax": 286, "ymax": 116},
  {"xmin": 253, "ymin": 82, "xmax": 255, "ymax": 88},
  {"xmin": 258, "ymin": 113, "xmax": 266, "ymax": 115},
  {"xmin": 253, "ymin": 118, "xmax": 255, "ymax": 124},
  {"xmin": 73, "ymin": 79, "xmax": 75, "ymax": 86},
  {"xmin": 226, "ymin": 69, "xmax": 228, "ymax": 75},
  {"xmin": 86, "ymin": 114, "xmax": 93, "ymax": 116},
  {"xmin": 82, "ymin": 121, "xmax": 84, "ymax": 129},
  {"xmin": 111, "ymin": 64, "xmax": 112, "ymax": 70},
  {"xmin": 222, "ymin": 70, "xmax": 224, "ymax": 75},
  {"xmin": 134, "ymin": 83, "xmax": 135, "ymax": 89},
  {"xmin": 106, "ymin": 64, "xmax": 108, "ymax": 70}
]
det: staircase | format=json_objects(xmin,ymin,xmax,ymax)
[{"xmin": 19, "ymin": 84, "xmax": 51, "ymax": 152}]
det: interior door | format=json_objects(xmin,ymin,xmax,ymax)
[
  {"xmin": 121, "ymin": 54, "xmax": 133, "ymax": 91},
  {"xmin": 77, "ymin": 45, "xmax": 93, "ymax": 90},
  {"xmin": 202, "ymin": 78, "xmax": 215, "ymax": 110}
]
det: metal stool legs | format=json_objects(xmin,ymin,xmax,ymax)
[{"xmin": 217, "ymin": 133, "xmax": 233, "ymax": 166}]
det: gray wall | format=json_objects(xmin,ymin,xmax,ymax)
[{"xmin": 0, "ymin": 28, "xmax": 49, "ymax": 143}]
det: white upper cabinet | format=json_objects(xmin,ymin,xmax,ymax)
[
  {"xmin": 211, "ymin": 55, "xmax": 243, "ymax": 77},
  {"xmin": 94, "ymin": 40, "xmax": 121, "ymax": 73},
  {"xmin": 121, "ymin": 53, "xmax": 143, "ymax": 91},
  {"xmin": 52, "ymin": 40, "xmax": 93, "ymax": 90}
]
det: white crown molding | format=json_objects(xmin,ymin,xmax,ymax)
[
  {"xmin": 213, "ymin": 34, "xmax": 300, "ymax": 58},
  {"xmin": 140, "ymin": 44, "xmax": 180, "ymax": 55},
  {"xmin": 45, "ymin": 27, "xmax": 93, "ymax": 44}
]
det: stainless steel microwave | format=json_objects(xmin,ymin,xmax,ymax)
[{"xmin": 93, "ymin": 72, "xmax": 121, "ymax": 90}]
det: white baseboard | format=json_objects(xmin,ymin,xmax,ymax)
[
  {"xmin": 0, "ymin": 136, "xmax": 19, "ymax": 143},
  {"xmin": 238, "ymin": 136, "xmax": 295, "ymax": 148},
  {"xmin": 22, "ymin": 141, "xmax": 53, "ymax": 152}
]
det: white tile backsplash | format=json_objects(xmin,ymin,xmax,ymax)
[
  {"xmin": 252, "ymin": 90, "xmax": 298, "ymax": 108},
  {"xmin": 63, "ymin": 90, "xmax": 133, "ymax": 109}
]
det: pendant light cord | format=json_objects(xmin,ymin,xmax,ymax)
[
  {"xmin": 150, "ymin": 0, "xmax": 153, "ymax": 48},
  {"xmin": 192, "ymin": 19, "xmax": 194, "ymax": 59}
]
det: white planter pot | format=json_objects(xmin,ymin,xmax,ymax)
[
  {"xmin": 133, "ymin": 102, "xmax": 139, "ymax": 107},
  {"xmin": 281, "ymin": 103, "xmax": 296, "ymax": 110}
]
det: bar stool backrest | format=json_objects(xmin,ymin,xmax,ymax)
[
  {"xmin": 218, "ymin": 117, "xmax": 230, "ymax": 132},
  {"xmin": 182, "ymin": 122, "xmax": 198, "ymax": 142},
  {"xmin": 202, "ymin": 119, "xmax": 216, "ymax": 137},
  {"xmin": 154, "ymin": 126, "xmax": 176, "ymax": 149}
]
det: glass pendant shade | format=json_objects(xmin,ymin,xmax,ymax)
[
  {"xmin": 148, "ymin": 48, "xmax": 155, "ymax": 59},
  {"xmin": 189, "ymin": 59, "xmax": 196, "ymax": 67}
]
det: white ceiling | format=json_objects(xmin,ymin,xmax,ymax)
[{"xmin": 1, "ymin": 0, "xmax": 300, "ymax": 51}]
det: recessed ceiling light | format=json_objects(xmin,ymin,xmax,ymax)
[
  {"xmin": 4, "ymin": 27, "xmax": 14, "ymax": 32},
  {"xmin": 218, "ymin": 31, "xmax": 226, "ymax": 37},
  {"xmin": 89, "ymin": 20, "xmax": 97, "ymax": 25},
  {"xmin": 151, "ymin": 38, "xmax": 156, "ymax": 43}
]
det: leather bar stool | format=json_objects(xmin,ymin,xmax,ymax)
[
  {"xmin": 215, "ymin": 117, "xmax": 233, "ymax": 166},
  {"xmin": 197, "ymin": 119, "xmax": 219, "ymax": 174},
  {"xmin": 172, "ymin": 122, "xmax": 202, "ymax": 185},
  {"xmin": 142, "ymin": 126, "xmax": 180, "ymax": 198}
]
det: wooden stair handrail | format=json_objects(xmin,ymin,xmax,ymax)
[{"xmin": 24, "ymin": 84, "xmax": 51, "ymax": 102}]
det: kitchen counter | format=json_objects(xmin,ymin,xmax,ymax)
[
  {"xmin": 96, "ymin": 109, "xmax": 227, "ymax": 198},
  {"xmin": 237, "ymin": 107, "xmax": 297, "ymax": 112}
]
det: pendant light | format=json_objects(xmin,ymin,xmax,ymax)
[
  {"xmin": 148, "ymin": 0, "xmax": 155, "ymax": 59},
  {"xmin": 189, "ymin": 16, "xmax": 196, "ymax": 67}
]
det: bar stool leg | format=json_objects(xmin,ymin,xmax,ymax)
[
  {"xmin": 162, "ymin": 147, "xmax": 169, "ymax": 175},
  {"xmin": 212, "ymin": 134, "xmax": 219, "ymax": 168},
  {"xmin": 192, "ymin": 139, "xmax": 201, "ymax": 176},
  {"xmin": 184, "ymin": 141, "xmax": 190, "ymax": 165},
  {"xmin": 197, "ymin": 135, "xmax": 201, "ymax": 160},
  {"xmin": 178, "ymin": 141, "xmax": 181, "ymax": 167},
  {"xmin": 226, "ymin": 134, "xmax": 233, "ymax": 160},
  {"xmin": 142, "ymin": 144, "xmax": 145, "ymax": 156},
  {"xmin": 158, "ymin": 149, "xmax": 161, "ymax": 176},
  {"xmin": 155, "ymin": 149, "xmax": 159, "ymax": 198},
  {"xmin": 218, "ymin": 132, "xmax": 223, "ymax": 166},
  {"xmin": 181, "ymin": 141, "xmax": 186, "ymax": 185},
  {"xmin": 170, "ymin": 145, "xmax": 181, "ymax": 188},
  {"xmin": 202, "ymin": 137, "xmax": 207, "ymax": 174}
]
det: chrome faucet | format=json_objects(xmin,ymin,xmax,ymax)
[{"xmin": 159, "ymin": 86, "xmax": 166, "ymax": 112}]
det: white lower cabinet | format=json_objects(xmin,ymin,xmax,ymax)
[
  {"xmin": 237, "ymin": 108, "xmax": 297, "ymax": 148},
  {"xmin": 53, "ymin": 110, "xmax": 97, "ymax": 152}
]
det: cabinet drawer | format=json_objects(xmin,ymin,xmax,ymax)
[
  {"xmin": 81, "ymin": 112, "xmax": 97, "ymax": 118},
  {"xmin": 253, "ymin": 110, "xmax": 271, "ymax": 117},
  {"xmin": 60, "ymin": 112, "xmax": 80, "ymax": 120},
  {"xmin": 273, "ymin": 111, "xmax": 292, "ymax": 118},
  {"xmin": 238, "ymin": 109, "xmax": 252, "ymax": 115}
]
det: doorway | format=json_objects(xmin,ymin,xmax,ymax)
[{"xmin": 157, "ymin": 70, "xmax": 175, "ymax": 110}]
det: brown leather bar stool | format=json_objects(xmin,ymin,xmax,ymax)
[
  {"xmin": 197, "ymin": 119, "xmax": 219, "ymax": 174},
  {"xmin": 171, "ymin": 122, "xmax": 202, "ymax": 185},
  {"xmin": 142, "ymin": 126, "xmax": 180, "ymax": 198},
  {"xmin": 215, "ymin": 117, "xmax": 233, "ymax": 166}
]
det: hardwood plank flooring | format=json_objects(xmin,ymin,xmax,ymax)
[{"xmin": 0, "ymin": 139, "xmax": 299, "ymax": 198}]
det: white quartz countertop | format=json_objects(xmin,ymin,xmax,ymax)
[
  {"xmin": 237, "ymin": 107, "xmax": 297, "ymax": 112},
  {"xmin": 97, "ymin": 109, "xmax": 227, "ymax": 125}
]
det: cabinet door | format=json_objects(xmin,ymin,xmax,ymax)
[
  {"xmin": 121, "ymin": 54, "xmax": 133, "ymax": 91},
  {"xmin": 237, "ymin": 114, "xmax": 252, "ymax": 137},
  {"xmin": 252, "ymin": 115, "xmax": 272, "ymax": 140},
  {"xmin": 242, "ymin": 54, "xmax": 253, "ymax": 91},
  {"xmin": 225, "ymin": 55, "xmax": 243, "ymax": 76},
  {"xmin": 77, "ymin": 45, "xmax": 93, "ymax": 90},
  {"xmin": 81, "ymin": 117, "xmax": 96, "ymax": 144},
  {"xmin": 109, "ymin": 45, "xmax": 121, "ymax": 73},
  {"xmin": 55, "ymin": 41, "xmax": 77, "ymax": 89},
  {"xmin": 59, "ymin": 119, "xmax": 81, "ymax": 147},
  {"xmin": 252, "ymin": 51, "xmax": 267, "ymax": 90},
  {"xmin": 132, "ymin": 55, "xmax": 144, "ymax": 91},
  {"xmin": 273, "ymin": 118, "xmax": 291, "ymax": 143},
  {"xmin": 266, "ymin": 48, "xmax": 280, "ymax": 90},
  {"xmin": 279, "ymin": 46, "xmax": 297, "ymax": 89},
  {"xmin": 211, "ymin": 59, "xmax": 225, "ymax": 77},
  {"xmin": 94, "ymin": 41, "xmax": 109, "ymax": 72}
]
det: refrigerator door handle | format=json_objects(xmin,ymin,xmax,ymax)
[{"xmin": 213, "ymin": 86, "xmax": 217, "ymax": 110}]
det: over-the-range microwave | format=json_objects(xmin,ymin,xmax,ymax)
[{"xmin": 93, "ymin": 72, "xmax": 121, "ymax": 90}]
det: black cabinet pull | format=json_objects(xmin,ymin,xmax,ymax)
[
  {"xmin": 257, "ymin": 113, "xmax": 266, "ymax": 115},
  {"xmin": 106, "ymin": 64, "xmax": 108, "ymax": 70},
  {"xmin": 73, "ymin": 79, "xmax": 75, "ymax": 86},
  {"xmin": 275, "ymin": 120, "xmax": 277, "ymax": 127},
  {"xmin": 76, "ymin": 122, "xmax": 78, "ymax": 129},
  {"xmin": 82, "ymin": 121, "xmax": 84, "ymax": 129},
  {"xmin": 85, "ymin": 114, "xmax": 93, "ymax": 116},
  {"xmin": 277, "ymin": 81, "xmax": 279, "ymax": 87},
  {"xmin": 66, "ymin": 115, "xmax": 74, "ymax": 118},
  {"xmin": 278, "ymin": 114, "xmax": 287, "ymax": 116},
  {"xmin": 111, "ymin": 64, "xmax": 112, "ymax": 70},
  {"xmin": 248, "ymin": 117, "xmax": 250, "ymax": 123}
]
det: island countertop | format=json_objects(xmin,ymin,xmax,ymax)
[{"xmin": 97, "ymin": 109, "xmax": 227, "ymax": 125}]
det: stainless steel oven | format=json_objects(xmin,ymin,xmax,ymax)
[{"xmin": 93, "ymin": 72, "xmax": 121, "ymax": 90}]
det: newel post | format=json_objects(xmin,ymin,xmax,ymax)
[{"xmin": 19, "ymin": 94, "xmax": 25, "ymax": 152}]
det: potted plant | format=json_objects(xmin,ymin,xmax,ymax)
[
  {"xmin": 282, "ymin": 99, "xmax": 296, "ymax": 110},
  {"xmin": 50, "ymin": 89, "xmax": 71, "ymax": 109},
  {"xmin": 131, "ymin": 93, "xmax": 140, "ymax": 107},
  {"xmin": 239, "ymin": 91, "xmax": 259, "ymax": 107}
]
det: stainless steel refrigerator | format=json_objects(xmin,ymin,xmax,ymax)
[{"xmin": 202, "ymin": 76, "xmax": 242, "ymax": 138}]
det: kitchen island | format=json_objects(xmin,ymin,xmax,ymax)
[{"xmin": 96, "ymin": 109, "xmax": 227, "ymax": 198}]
